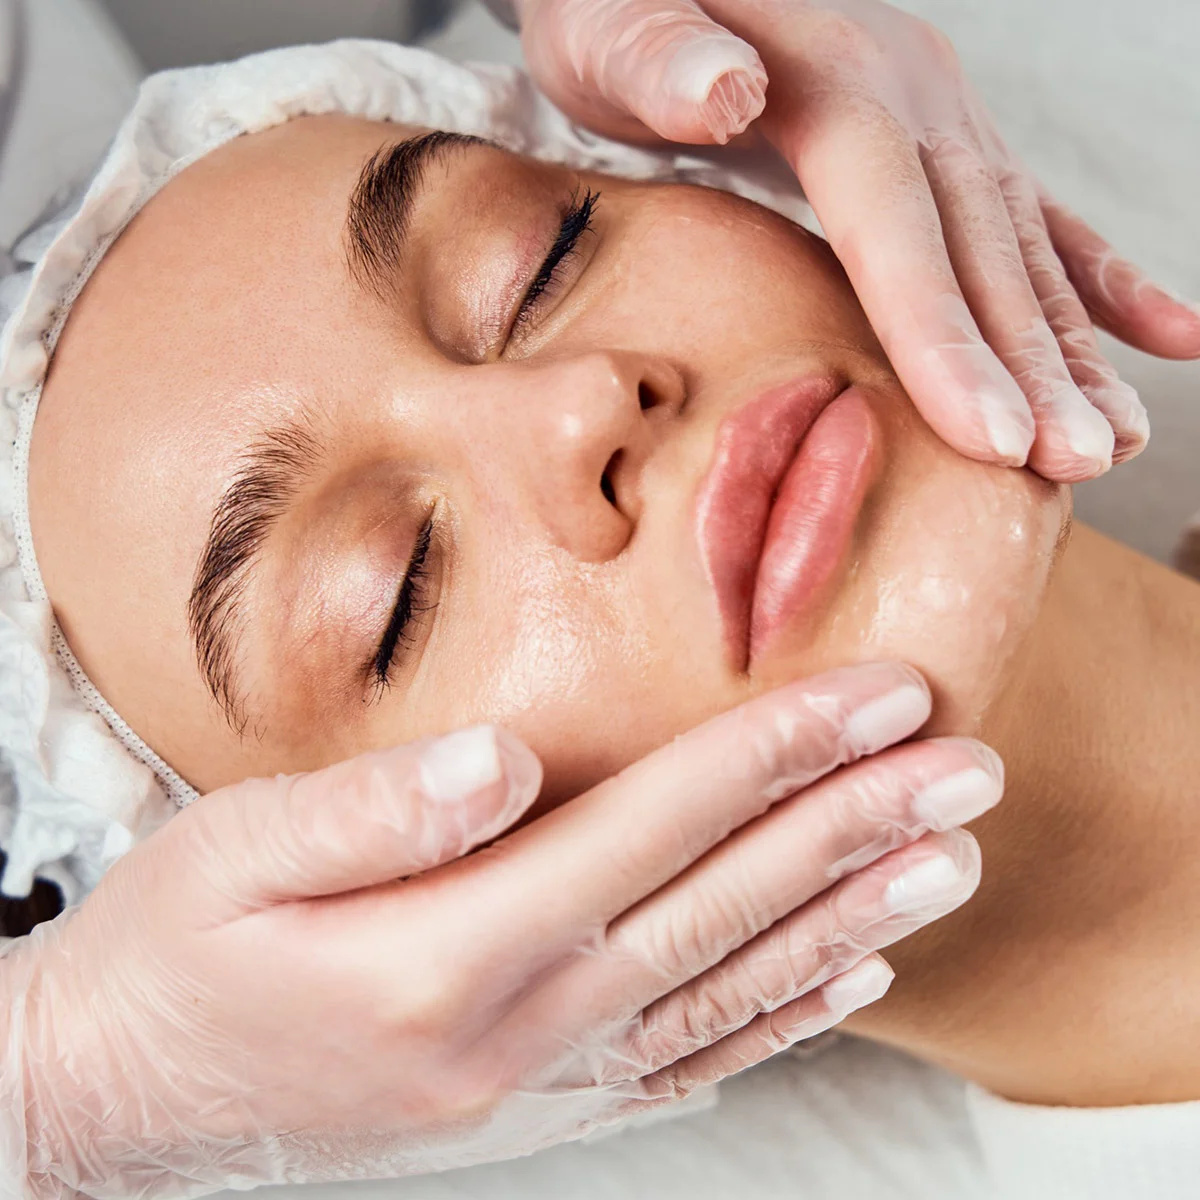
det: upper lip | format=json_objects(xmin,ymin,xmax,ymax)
[{"xmin": 693, "ymin": 374, "xmax": 847, "ymax": 669}]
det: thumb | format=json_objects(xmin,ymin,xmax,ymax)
[
  {"xmin": 179, "ymin": 726, "xmax": 544, "ymax": 908},
  {"xmin": 520, "ymin": 0, "xmax": 767, "ymax": 145}
]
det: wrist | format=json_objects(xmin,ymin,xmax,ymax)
[
  {"xmin": 1, "ymin": 929, "xmax": 70, "ymax": 1199},
  {"xmin": 4, "ymin": 912, "xmax": 127, "ymax": 1199}
]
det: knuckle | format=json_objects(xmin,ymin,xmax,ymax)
[
  {"xmin": 806, "ymin": 893, "xmax": 865, "ymax": 963},
  {"xmin": 784, "ymin": 915, "xmax": 840, "ymax": 983},
  {"xmin": 995, "ymin": 163, "xmax": 1039, "ymax": 211},
  {"xmin": 760, "ymin": 1009, "xmax": 801, "ymax": 1053},
  {"xmin": 750, "ymin": 691, "xmax": 855, "ymax": 794},
  {"xmin": 815, "ymin": 12, "xmax": 881, "ymax": 61},
  {"xmin": 379, "ymin": 964, "xmax": 466, "ymax": 1044},
  {"xmin": 623, "ymin": 907, "xmax": 709, "ymax": 981},
  {"xmin": 755, "ymin": 926, "xmax": 818, "ymax": 999},
  {"xmin": 918, "ymin": 131, "xmax": 982, "ymax": 177},
  {"xmin": 653, "ymin": 888, "xmax": 743, "ymax": 977},
  {"xmin": 664, "ymin": 986, "xmax": 743, "ymax": 1056},
  {"xmin": 429, "ymin": 1063, "xmax": 505, "ymax": 1127}
]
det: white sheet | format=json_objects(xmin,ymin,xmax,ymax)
[{"xmin": 250, "ymin": 1040, "xmax": 987, "ymax": 1200}]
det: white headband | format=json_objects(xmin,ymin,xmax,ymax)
[{"xmin": 0, "ymin": 39, "xmax": 813, "ymax": 904}]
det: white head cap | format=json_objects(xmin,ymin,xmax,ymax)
[{"xmin": 0, "ymin": 39, "xmax": 812, "ymax": 904}]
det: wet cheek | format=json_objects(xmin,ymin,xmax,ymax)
[
  {"xmin": 615, "ymin": 201, "xmax": 870, "ymax": 355},
  {"xmin": 439, "ymin": 554, "xmax": 686, "ymax": 806},
  {"xmin": 839, "ymin": 466, "xmax": 1066, "ymax": 734}
]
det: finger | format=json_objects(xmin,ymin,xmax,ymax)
[
  {"xmin": 520, "ymin": 738, "xmax": 996, "ymax": 1061},
  {"xmin": 182, "ymin": 726, "xmax": 543, "ymax": 909},
  {"xmin": 520, "ymin": 0, "xmax": 766, "ymax": 145},
  {"xmin": 997, "ymin": 169, "xmax": 1149, "ymax": 463},
  {"xmin": 487, "ymin": 662, "xmax": 931, "ymax": 936},
  {"xmin": 590, "ymin": 829, "xmax": 979, "ymax": 1082},
  {"xmin": 1041, "ymin": 195, "xmax": 1200, "ymax": 361},
  {"xmin": 921, "ymin": 135, "xmax": 1114, "ymax": 481},
  {"xmin": 762, "ymin": 92, "xmax": 1037, "ymax": 470},
  {"xmin": 643, "ymin": 955, "xmax": 894, "ymax": 1098}
]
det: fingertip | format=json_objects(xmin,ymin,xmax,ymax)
[
  {"xmin": 418, "ymin": 725, "xmax": 503, "ymax": 803},
  {"xmin": 1152, "ymin": 300, "xmax": 1200, "ymax": 360},
  {"xmin": 978, "ymin": 388, "xmax": 1036, "ymax": 466},
  {"xmin": 1098, "ymin": 279, "xmax": 1200, "ymax": 361},
  {"xmin": 1027, "ymin": 387, "xmax": 1116, "ymax": 482},
  {"xmin": 843, "ymin": 676, "xmax": 933, "ymax": 756},
  {"xmin": 492, "ymin": 725, "xmax": 546, "ymax": 809},
  {"xmin": 658, "ymin": 34, "xmax": 766, "ymax": 144},
  {"xmin": 821, "ymin": 955, "xmax": 894, "ymax": 1018},
  {"xmin": 1064, "ymin": 400, "xmax": 1117, "ymax": 463},
  {"xmin": 1082, "ymin": 380, "xmax": 1149, "ymax": 464},
  {"xmin": 698, "ymin": 63, "xmax": 767, "ymax": 144},
  {"xmin": 417, "ymin": 725, "xmax": 543, "ymax": 824}
]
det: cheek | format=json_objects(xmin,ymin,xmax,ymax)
[
  {"xmin": 426, "ymin": 538, "xmax": 746, "ymax": 809},
  {"xmin": 424, "ymin": 549, "xmax": 661, "ymax": 804},
  {"xmin": 750, "ymin": 398, "xmax": 1067, "ymax": 736},
  {"xmin": 832, "ymin": 429, "xmax": 1066, "ymax": 733},
  {"xmin": 601, "ymin": 189, "xmax": 873, "ymax": 359}
]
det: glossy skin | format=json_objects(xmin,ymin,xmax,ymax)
[{"xmin": 29, "ymin": 115, "xmax": 1067, "ymax": 804}]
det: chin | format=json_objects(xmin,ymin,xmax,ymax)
[{"xmin": 752, "ymin": 386, "xmax": 1070, "ymax": 737}]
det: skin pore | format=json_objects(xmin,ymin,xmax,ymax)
[{"xmin": 27, "ymin": 116, "xmax": 1200, "ymax": 1107}]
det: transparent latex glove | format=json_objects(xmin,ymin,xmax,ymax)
[
  {"xmin": 0, "ymin": 662, "xmax": 998, "ymax": 1199},
  {"xmin": 510, "ymin": 0, "xmax": 1200, "ymax": 480}
]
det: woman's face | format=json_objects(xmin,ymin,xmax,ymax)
[{"xmin": 29, "ymin": 115, "xmax": 1067, "ymax": 804}]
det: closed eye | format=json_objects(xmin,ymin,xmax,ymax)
[
  {"xmin": 369, "ymin": 515, "xmax": 437, "ymax": 700},
  {"xmin": 511, "ymin": 187, "xmax": 599, "ymax": 335}
]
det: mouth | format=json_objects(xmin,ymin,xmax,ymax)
[{"xmin": 694, "ymin": 374, "xmax": 881, "ymax": 671}]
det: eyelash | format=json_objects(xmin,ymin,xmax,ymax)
[
  {"xmin": 370, "ymin": 516, "xmax": 437, "ymax": 699},
  {"xmin": 512, "ymin": 186, "xmax": 599, "ymax": 333},
  {"xmin": 367, "ymin": 188, "xmax": 597, "ymax": 700}
]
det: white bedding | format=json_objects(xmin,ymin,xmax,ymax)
[
  {"xmin": 256, "ymin": 1040, "xmax": 987, "ymax": 1200},
  {"xmin": 0, "ymin": 0, "xmax": 140, "ymax": 249}
]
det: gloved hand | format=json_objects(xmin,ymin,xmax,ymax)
[
  {"xmin": 503, "ymin": 0, "xmax": 1200, "ymax": 481},
  {"xmin": 0, "ymin": 662, "xmax": 996, "ymax": 1199}
]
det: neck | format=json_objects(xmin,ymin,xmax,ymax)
[{"xmin": 844, "ymin": 523, "xmax": 1200, "ymax": 1106}]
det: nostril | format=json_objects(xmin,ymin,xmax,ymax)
[
  {"xmin": 638, "ymin": 381, "xmax": 656, "ymax": 411},
  {"xmin": 601, "ymin": 451, "xmax": 621, "ymax": 507}
]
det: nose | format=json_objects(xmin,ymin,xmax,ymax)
[{"xmin": 491, "ymin": 350, "xmax": 684, "ymax": 562}]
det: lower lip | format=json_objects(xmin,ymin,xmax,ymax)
[{"xmin": 749, "ymin": 385, "xmax": 880, "ymax": 663}]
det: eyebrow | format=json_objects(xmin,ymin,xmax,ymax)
[
  {"xmin": 188, "ymin": 414, "xmax": 323, "ymax": 734},
  {"xmin": 190, "ymin": 131, "xmax": 491, "ymax": 732},
  {"xmin": 345, "ymin": 130, "xmax": 490, "ymax": 300}
]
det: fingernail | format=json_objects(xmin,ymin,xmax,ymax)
[
  {"xmin": 1053, "ymin": 386, "xmax": 1116, "ymax": 467},
  {"xmin": 419, "ymin": 726, "xmax": 502, "ymax": 802},
  {"xmin": 1088, "ymin": 381, "xmax": 1150, "ymax": 458},
  {"xmin": 882, "ymin": 853, "xmax": 970, "ymax": 917},
  {"xmin": 845, "ymin": 684, "xmax": 931, "ymax": 755},
  {"xmin": 822, "ymin": 958, "xmax": 894, "ymax": 1017},
  {"xmin": 912, "ymin": 767, "xmax": 1003, "ymax": 829},
  {"xmin": 979, "ymin": 387, "xmax": 1035, "ymax": 464}
]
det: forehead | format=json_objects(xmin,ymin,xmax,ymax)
[
  {"xmin": 27, "ymin": 117, "xmax": 431, "ymax": 735},
  {"xmin": 35, "ymin": 117, "xmax": 414, "ymax": 574}
]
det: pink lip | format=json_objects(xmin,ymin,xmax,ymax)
[{"xmin": 694, "ymin": 376, "xmax": 880, "ymax": 669}]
